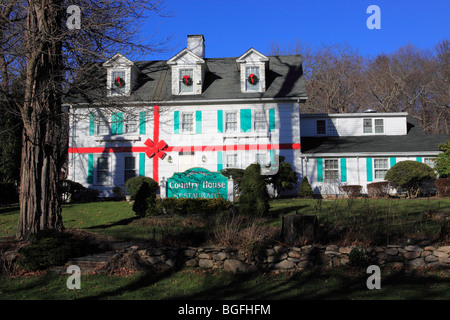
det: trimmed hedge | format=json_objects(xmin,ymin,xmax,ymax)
[
  {"xmin": 367, "ymin": 181, "xmax": 390, "ymax": 198},
  {"xmin": 339, "ymin": 185, "xmax": 362, "ymax": 198}
]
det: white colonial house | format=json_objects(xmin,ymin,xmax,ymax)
[{"xmin": 64, "ymin": 34, "xmax": 448, "ymax": 198}]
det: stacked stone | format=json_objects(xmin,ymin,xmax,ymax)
[{"xmin": 130, "ymin": 244, "xmax": 450, "ymax": 273}]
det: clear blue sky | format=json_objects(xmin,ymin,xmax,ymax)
[{"xmin": 141, "ymin": 0, "xmax": 449, "ymax": 60}]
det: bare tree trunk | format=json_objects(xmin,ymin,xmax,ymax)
[{"xmin": 17, "ymin": 0, "xmax": 65, "ymax": 240}]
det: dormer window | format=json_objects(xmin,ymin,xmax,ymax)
[
  {"xmin": 236, "ymin": 48, "xmax": 269, "ymax": 93},
  {"xmin": 103, "ymin": 53, "xmax": 139, "ymax": 97}
]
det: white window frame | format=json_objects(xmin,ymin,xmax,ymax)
[
  {"xmin": 97, "ymin": 112, "xmax": 110, "ymax": 135},
  {"xmin": 245, "ymin": 66, "xmax": 260, "ymax": 92},
  {"xmin": 225, "ymin": 111, "xmax": 238, "ymax": 133},
  {"xmin": 110, "ymin": 70, "xmax": 127, "ymax": 96},
  {"xmin": 254, "ymin": 110, "xmax": 267, "ymax": 132},
  {"xmin": 226, "ymin": 153, "xmax": 238, "ymax": 168},
  {"xmin": 181, "ymin": 112, "xmax": 194, "ymax": 133},
  {"xmin": 324, "ymin": 159, "xmax": 339, "ymax": 181},
  {"xmin": 363, "ymin": 118, "xmax": 384, "ymax": 134},
  {"xmin": 123, "ymin": 113, "xmax": 139, "ymax": 134},
  {"xmin": 256, "ymin": 152, "xmax": 270, "ymax": 167},
  {"xmin": 373, "ymin": 158, "xmax": 389, "ymax": 180},
  {"xmin": 179, "ymin": 68, "xmax": 194, "ymax": 94},
  {"xmin": 95, "ymin": 155, "xmax": 111, "ymax": 186},
  {"xmin": 124, "ymin": 155, "xmax": 137, "ymax": 183}
]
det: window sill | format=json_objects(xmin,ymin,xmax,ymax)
[{"xmin": 223, "ymin": 132, "xmax": 270, "ymax": 138}]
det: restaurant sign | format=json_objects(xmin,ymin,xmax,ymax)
[{"xmin": 166, "ymin": 168, "xmax": 229, "ymax": 200}]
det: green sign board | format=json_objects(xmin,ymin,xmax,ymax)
[{"xmin": 166, "ymin": 168, "xmax": 228, "ymax": 200}]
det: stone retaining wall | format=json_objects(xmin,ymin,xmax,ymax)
[{"xmin": 128, "ymin": 244, "xmax": 450, "ymax": 272}]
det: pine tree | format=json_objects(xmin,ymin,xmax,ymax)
[{"xmin": 238, "ymin": 163, "xmax": 270, "ymax": 216}]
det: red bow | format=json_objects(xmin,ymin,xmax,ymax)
[
  {"xmin": 183, "ymin": 75, "xmax": 190, "ymax": 85},
  {"xmin": 144, "ymin": 138, "xmax": 168, "ymax": 159},
  {"xmin": 249, "ymin": 74, "xmax": 255, "ymax": 84}
]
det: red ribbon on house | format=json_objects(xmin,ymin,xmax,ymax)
[
  {"xmin": 144, "ymin": 138, "xmax": 168, "ymax": 160},
  {"xmin": 249, "ymin": 74, "xmax": 255, "ymax": 84},
  {"xmin": 183, "ymin": 75, "xmax": 190, "ymax": 85}
]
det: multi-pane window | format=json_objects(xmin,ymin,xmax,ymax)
[
  {"xmin": 225, "ymin": 112, "xmax": 237, "ymax": 132},
  {"xmin": 254, "ymin": 111, "xmax": 267, "ymax": 132},
  {"xmin": 374, "ymin": 119, "xmax": 384, "ymax": 133},
  {"xmin": 324, "ymin": 159, "xmax": 339, "ymax": 181},
  {"xmin": 182, "ymin": 112, "xmax": 194, "ymax": 133},
  {"xmin": 316, "ymin": 120, "xmax": 326, "ymax": 134},
  {"xmin": 226, "ymin": 154, "xmax": 238, "ymax": 168},
  {"xmin": 111, "ymin": 71, "xmax": 126, "ymax": 95},
  {"xmin": 124, "ymin": 157, "xmax": 136, "ymax": 182},
  {"xmin": 374, "ymin": 158, "xmax": 389, "ymax": 180},
  {"xmin": 246, "ymin": 66, "xmax": 260, "ymax": 91},
  {"xmin": 96, "ymin": 157, "xmax": 109, "ymax": 185},
  {"xmin": 124, "ymin": 114, "xmax": 138, "ymax": 134},
  {"xmin": 364, "ymin": 118, "xmax": 384, "ymax": 134},
  {"xmin": 97, "ymin": 114, "xmax": 109, "ymax": 135},
  {"xmin": 363, "ymin": 119, "xmax": 373, "ymax": 133},
  {"xmin": 179, "ymin": 69, "xmax": 194, "ymax": 93}
]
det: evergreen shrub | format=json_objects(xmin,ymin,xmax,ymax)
[
  {"xmin": 238, "ymin": 163, "xmax": 270, "ymax": 216},
  {"xmin": 298, "ymin": 177, "xmax": 313, "ymax": 198}
]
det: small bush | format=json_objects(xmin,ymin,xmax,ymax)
[
  {"xmin": 298, "ymin": 177, "xmax": 313, "ymax": 198},
  {"xmin": 348, "ymin": 246, "xmax": 371, "ymax": 268},
  {"xmin": 112, "ymin": 186, "xmax": 125, "ymax": 201},
  {"xmin": 125, "ymin": 176, "xmax": 158, "ymax": 199},
  {"xmin": 339, "ymin": 185, "xmax": 362, "ymax": 198},
  {"xmin": 238, "ymin": 163, "xmax": 270, "ymax": 216},
  {"xmin": 385, "ymin": 161, "xmax": 436, "ymax": 198},
  {"xmin": 367, "ymin": 181, "xmax": 390, "ymax": 198},
  {"xmin": 57, "ymin": 180, "xmax": 85, "ymax": 202},
  {"xmin": 434, "ymin": 178, "xmax": 450, "ymax": 197},
  {"xmin": 133, "ymin": 181, "xmax": 158, "ymax": 217}
]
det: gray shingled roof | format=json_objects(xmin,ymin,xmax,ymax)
[
  {"xmin": 65, "ymin": 55, "xmax": 307, "ymax": 105},
  {"xmin": 300, "ymin": 116, "xmax": 449, "ymax": 155}
]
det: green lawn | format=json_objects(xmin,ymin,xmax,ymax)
[{"xmin": 1, "ymin": 197, "xmax": 449, "ymax": 300}]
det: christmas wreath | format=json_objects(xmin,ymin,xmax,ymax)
[
  {"xmin": 247, "ymin": 73, "xmax": 258, "ymax": 85},
  {"xmin": 114, "ymin": 76, "xmax": 125, "ymax": 88},
  {"xmin": 182, "ymin": 75, "xmax": 193, "ymax": 86}
]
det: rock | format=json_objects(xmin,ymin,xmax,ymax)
[
  {"xmin": 198, "ymin": 253, "xmax": 211, "ymax": 259},
  {"xmin": 198, "ymin": 259, "xmax": 213, "ymax": 268},
  {"xmin": 185, "ymin": 258, "xmax": 197, "ymax": 267},
  {"xmin": 274, "ymin": 260, "xmax": 295, "ymax": 270},
  {"xmin": 146, "ymin": 256, "xmax": 163, "ymax": 264},
  {"xmin": 405, "ymin": 246, "xmax": 423, "ymax": 252},
  {"xmin": 326, "ymin": 245, "xmax": 339, "ymax": 252},
  {"xmin": 425, "ymin": 255, "xmax": 438, "ymax": 263},
  {"xmin": 181, "ymin": 249, "xmax": 196, "ymax": 258},
  {"xmin": 433, "ymin": 251, "xmax": 448, "ymax": 258},
  {"xmin": 405, "ymin": 258, "xmax": 426, "ymax": 268},
  {"xmin": 437, "ymin": 246, "xmax": 450, "ymax": 254},
  {"xmin": 385, "ymin": 248, "xmax": 398, "ymax": 255},
  {"xmin": 273, "ymin": 246, "xmax": 287, "ymax": 254},
  {"xmin": 165, "ymin": 258, "xmax": 177, "ymax": 267},
  {"xmin": 424, "ymin": 246, "xmax": 436, "ymax": 251},
  {"xmin": 224, "ymin": 259, "xmax": 255, "ymax": 273},
  {"xmin": 213, "ymin": 252, "xmax": 227, "ymax": 261},
  {"xmin": 288, "ymin": 250, "xmax": 301, "ymax": 259},
  {"xmin": 404, "ymin": 251, "xmax": 421, "ymax": 260},
  {"xmin": 338, "ymin": 246, "xmax": 354, "ymax": 254}
]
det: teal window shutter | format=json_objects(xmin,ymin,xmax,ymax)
[
  {"xmin": 217, "ymin": 110, "xmax": 223, "ymax": 133},
  {"xmin": 87, "ymin": 154, "xmax": 93, "ymax": 184},
  {"xmin": 111, "ymin": 113, "xmax": 117, "ymax": 135},
  {"xmin": 340, "ymin": 158, "xmax": 347, "ymax": 182},
  {"xmin": 269, "ymin": 109, "xmax": 275, "ymax": 132},
  {"xmin": 174, "ymin": 111, "xmax": 180, "ymax": 134},
  {"xmin": 317, "ymin": 158, "xmax": 323, "ymax": 182},
  {"xmin": 416, "ymin": 157, "xmax": 423, "ymax": 162},
  {"xmin": 196, "ymin": 111, "xmax": 202, "ymax": 134},
  {"xmin": 366, "ymin": 158, "xmax": 373, "ymax": 182},
  {"xmin": 139, "ymin": 111, "xmax": 146, "ymax": 134},
  {"xmin": 139, "ymin": 153, "xmax": 145, "ymax": 177},
  {"xmin": 240, "ymin": 109, "xmax": 252, "ymax": 132},
  {"xmin": 217, "ymin": 152, "xmax": 223, "ymax": 171},
  {"xmin": 89, "ymin": 113, "xmax": 95, "ymax": 135},
  {"xmin": 117, "ymin": 112, "xmax": 123, "ymax": 134},
  {"xmin": 390, "ymin": 157, "xmax": 396, "ymax": 167}
]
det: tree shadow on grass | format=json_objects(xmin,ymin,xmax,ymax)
[{"xmin": 84, "ymin": 216, "xmax": 139, "ymax": 230}]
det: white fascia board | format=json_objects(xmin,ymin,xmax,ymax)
[{"xmin": 301, "ymin": 151, "xmax": 441, "ymax": 158}]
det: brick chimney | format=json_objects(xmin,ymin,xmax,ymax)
[{"xmin": 187, "ymin": 34, "xmax": 205, "ymax": 59}]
